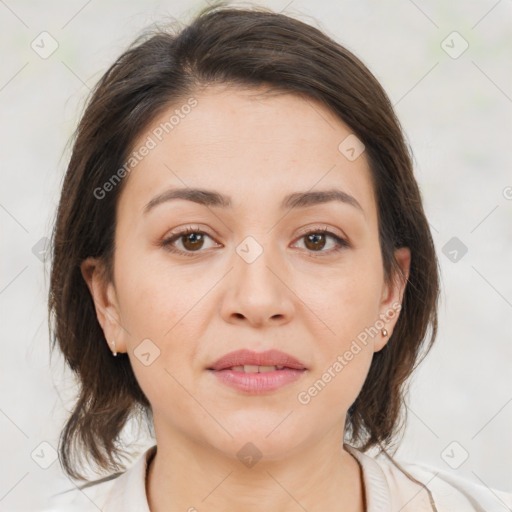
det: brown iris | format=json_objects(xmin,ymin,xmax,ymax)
[
  {"xmin": 304, "ymin": 232, "xmax": 327, "ymax": 251},
  {"xmin": 182, "ymin": 232, "xmax": 205, "ymax": 251}
]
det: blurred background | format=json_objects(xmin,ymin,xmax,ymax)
[{"xmin": 1, "ymin": 0, "xmax": 511, "ymax": 510}]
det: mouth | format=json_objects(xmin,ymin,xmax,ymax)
[
  {"xmin": 207, "ymin": 349, "xmax": 307, "ymax": 394},
  {"xmin": 214, "ymin": 364, "xmax": 294, "ymax": 373},
  {"xmin": 208, "ymin": 348, "xmax": 307, "ymax": 371}
]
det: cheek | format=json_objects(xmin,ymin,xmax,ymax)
[
  {"xmin": 117, "ymin": 268, "xmax": 199, "ymax": 413},
  {"xmin": 296, "ymin": 271, "xmax": 379, "ymax": 413},
  {"xmin": 114, "ymin": 244, "xmax": 203, "ymax": 339},
  {"xmin": 118, "ymin": 278, "xmax": 177, "ymax": 340},
  {"xmin": 112, "ymin": 246, "xmax": 212, "ymax": 385},
  {"xmin": 292, "ymin": 250, "xmax": 383, "ymax": 400},
  {"xmin": 297, "ymin": 255, "xmax": 384, "ymax": 343}
]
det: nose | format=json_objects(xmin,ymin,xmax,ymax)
[{"xmin": 219, "ymin": 242, "xmax": 295, "ymax": 328}]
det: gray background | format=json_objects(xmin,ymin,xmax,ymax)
[{"xmin": 1, "ymin": 0, "xmax": 511, "ymax": 510}]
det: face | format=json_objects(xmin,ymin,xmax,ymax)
[{"xmin": 83, "ymin": 85, "xmax": 409, "ymax": 461}]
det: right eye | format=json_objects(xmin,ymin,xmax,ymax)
[{"xmin": 161, "ymin": 227, "xmax": 221, "ymax": 256}]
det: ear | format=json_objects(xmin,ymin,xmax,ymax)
[
  {"xmin": 80, "ymin": 257, "xmax": 127, "ymax": 354},
  {"xmin": 374, "ymin": 247, "xmax": 411, "ymax": 352}
]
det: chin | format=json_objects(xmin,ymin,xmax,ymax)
[{"xmin": 205, "ymin": 420, "xmax": 310, "ymax": 463}]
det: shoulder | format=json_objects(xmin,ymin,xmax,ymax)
[
  {"xmin": 398, "ymin": 461, "xmax": 512, "ymax": 512},
  {"xmin": 44, "ymin": 476, "xmax": 117, "ymax": 511},
  {"xmin": 349, "ymin": 446, "xmax": 512, "ymax": 512},
  {"xmin": 44, "ymin": 446, "xmax": 155, "ymax": 511}
]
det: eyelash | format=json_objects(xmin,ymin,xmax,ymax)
[{"xmin": 160, "ymin": 226, "xmax": 349, "ymax": 258}]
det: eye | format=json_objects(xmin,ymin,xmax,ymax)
[
  {"xmin": 292, "ymin": 227, "xmax": 349, "ymax": 255},
  {"xmin": 161, "ymin": 227, "xmax": 220, "ymax": 256},
  {"xmin": 161, "ymin": 225, "xmax": 349, "ymax": 257}
]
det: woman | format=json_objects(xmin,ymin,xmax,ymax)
[{"xmin": 47, "ymin": 3, "xmax": 512, "ymax": 511}]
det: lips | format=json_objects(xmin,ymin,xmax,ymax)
[
  {"xmin": 208, "ymin": 349, "xmax": 307, "ymax": 394},
  {"xmin": 208, "ymin": 349, "xmax": 307, "ymax": 372}
]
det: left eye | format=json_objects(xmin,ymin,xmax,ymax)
[{"xmin": 292, "ymin": 230, "xmax": 348, "ymax": 253}]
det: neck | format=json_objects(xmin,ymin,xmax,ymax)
[{"xmin": 146, "ymin": 427, "xmax": 365, "ymax": 512}]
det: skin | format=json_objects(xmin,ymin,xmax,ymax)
[{"xmin": 82, "ymin": 84, "xmax": 410, "ymax": 512}]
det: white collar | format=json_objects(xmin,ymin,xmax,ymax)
[{"xmin": 103, "ymin": 444, "xmax": 436, "ymax": 512}]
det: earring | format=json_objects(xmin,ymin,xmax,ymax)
[
  {"xmin": 110, "ymin": 340, "xmax": 118, "ymax": 357},
  {"xmin": 381, "ymin": 328, "xmax": 388, "ymax": 337}
]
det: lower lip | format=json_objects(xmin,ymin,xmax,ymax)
[{"xmin": 209, "ymin": 368, "xmax": 306, "ymax": 394}]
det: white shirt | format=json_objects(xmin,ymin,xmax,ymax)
[{"xmin": 46, "ymin": 445, "xmax": 512, "ymax": 511}]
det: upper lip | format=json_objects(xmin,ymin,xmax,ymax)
[{"xmin": 208, "ymin": 349, "xmax": 307, "ymax": 371}]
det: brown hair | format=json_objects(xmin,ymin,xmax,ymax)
[{"xmin": 49, "ymin": 2, "xmax": 440, "ymax": 480}]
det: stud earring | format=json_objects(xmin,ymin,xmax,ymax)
[
  {"xmin": 381, "ymin": 328, "xmax": 388, "ymax": 337},
  {"xmin": 110, "ymin": 340, "xmax": 118, "ymax": 357}
]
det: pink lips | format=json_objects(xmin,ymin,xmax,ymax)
[
  {"xmin": 207, "ymin": 349, "xmax": 307, "ymax": 394},
  {"xmin": 209, "ymin": 349, "xmax": 307, "ymax": 371}
]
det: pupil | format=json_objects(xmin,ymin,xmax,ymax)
[
  {"xmin": 306, "ymin": 233, "xmax": 325, "ymax": 251},
  {"xmin": 183, "ymin": 233, "xmax": 203, "ymax": 250}
]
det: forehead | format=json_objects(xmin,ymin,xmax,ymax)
[{"xmin": 118, "ymin": 85, "xmax": 377, "ymax": 221}]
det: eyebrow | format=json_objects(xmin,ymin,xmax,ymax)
[{"xmin": 143, "ymin": 187, "xmax": 364, "ymax": 215}]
